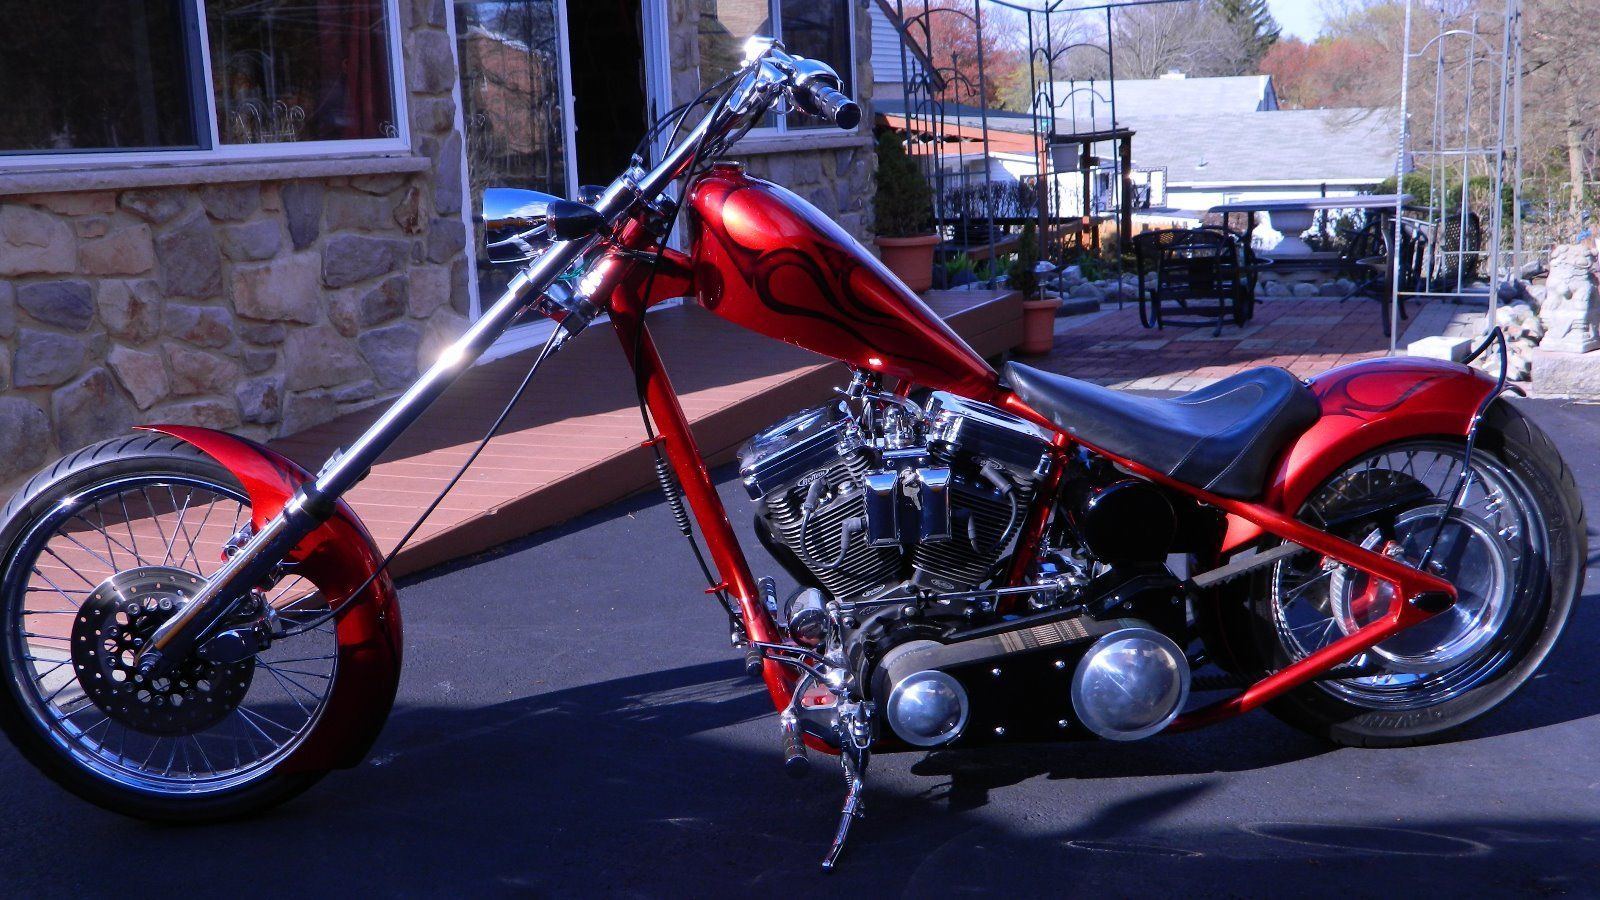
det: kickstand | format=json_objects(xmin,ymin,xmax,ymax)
[{"xmin": 820, "ymin": 747, "xmax": 869, "ymax": 871}]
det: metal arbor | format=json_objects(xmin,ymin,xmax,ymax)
[
  {"xmin": 1389, "ymin": 0, "xmax": 1524, "ymax": 350},
  {"xmin": 880, "ymin": 0, "xmax": 1190, "ymax": 277}
]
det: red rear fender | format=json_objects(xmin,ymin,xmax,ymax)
[
  {"xmin": 139, "ymin": 425, "xmax": 402, "ymax": 771},
  {"xmin": 1221, "ymin": 357, "xmax": 1496, "ymax": 553}
]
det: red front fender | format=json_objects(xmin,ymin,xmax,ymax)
[
  {"xmin": 1221, "ymin": 357, "xmax": 1497, "ymax": 553},
  {"xmin": 140, "ymin": 425, "xmax": 403, "ymax": 772}
]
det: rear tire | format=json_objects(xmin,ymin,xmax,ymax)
[
  {"xmin": 1228, "ymin": 401, "xmax": 1585, "ymax": 747},
  {"xmin": 0, "ymin": 434, "xmax": 334, "ymax": 821}
]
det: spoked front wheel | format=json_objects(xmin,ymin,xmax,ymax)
[
  {"xmin": 0, "ymin": 435, "xmax": 342, "ymax": 820},
  {"xmin": 1234, "ymin": 401, "xmax": 1585, "ymax": 747}
]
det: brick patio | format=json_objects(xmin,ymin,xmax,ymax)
[{"xmin": 1024, "ymin": 293, "xmax": 1434, "ymax": 390}]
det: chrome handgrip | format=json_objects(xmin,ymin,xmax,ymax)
[{"xmin": 801, "ymin": 82, "xmax": 860, "ymax": 130}]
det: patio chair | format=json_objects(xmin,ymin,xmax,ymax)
[
  {"xmin": 1339, "ymin": 218, "xmax": 1428, "ymax": 336},
  {"xmin": 1133, "ymin": 228, "xmax": 1250, "ymax": 337},
  {"xmin": 1430, "ymin": 209, "xmax": 1483, "ymax": 295},
  {"xmin": 1201, "ymin": 223, "xmax": 1271, "ymax": 311}
]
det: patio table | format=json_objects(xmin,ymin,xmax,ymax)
[{"xmin": 1208, "ymin": 194, "xmax": 1414, "ymax": 258}]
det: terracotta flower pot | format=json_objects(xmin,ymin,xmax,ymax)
[
  {"xmin": 1019, "ymin": 297, "xmax": 1062, "ymax": 355},
  {"xmin": 875, "ymin": 233, "xmax": 941, "ymax": 293}
]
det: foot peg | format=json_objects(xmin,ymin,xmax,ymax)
[{"xmin": 781, "ymin": 715, "xmax": 810, "ymax": 778}]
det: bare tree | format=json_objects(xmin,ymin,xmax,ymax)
[
  {"xmin": 1110, "ymin": 3, "xmax": 1224, "ymax": 78},
  {"xmin": 1523, "ymin": 1, "xmax": 1600, "ymax": 216}
]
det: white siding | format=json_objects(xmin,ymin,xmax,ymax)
[{"xmin": 870, "ymin": 2, "xmax": 919, "ymax": 85}]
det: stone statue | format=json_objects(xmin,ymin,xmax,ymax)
[{"xmin": 1539, "ymin": 242, "xmax": 1600, "ymax": 353}]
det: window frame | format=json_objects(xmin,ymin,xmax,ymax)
[
  {"xmin": 704, "ymin": 0, "xmax": 857, "ymax": 140},
  {"xmin": 3, "ymin": 0, "xmax": 412, "ymax": 170}
]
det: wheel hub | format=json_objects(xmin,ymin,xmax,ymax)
[
  {"xmin": 1327, "ymin": 507, "xmax": 1512, "ymax": 674},
  {"xmin": 70, "ymin": 566, "xmax": 254, "ymax": 737}
]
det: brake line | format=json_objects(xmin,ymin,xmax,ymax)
[
  {"xmin": 275, "ymin": 325, "xmax": 569, "ymax": 638},
  {"xmin": 1416, "ymin": 327, "xmax": 1508, "ymax": 572}
]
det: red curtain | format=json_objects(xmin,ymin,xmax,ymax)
[{"xmin": 319, "ymin": 0, "xmax": 393, "ymax": 139}]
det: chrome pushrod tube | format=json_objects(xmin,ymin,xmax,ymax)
[{"xmin": 141, "ymin": 65, "xmax": 761, "ymax": 670}]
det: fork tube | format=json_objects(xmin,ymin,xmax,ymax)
[{"xmin": 142, "ymin": 233, "xmax": 604, "ymax": 669}]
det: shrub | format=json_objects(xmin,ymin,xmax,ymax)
[
  {"xmin": 873, "ymin": 130, "xmax": 935, "ymax": 238},
  {"xmin": 1009, "ymin": 222, "xmax": 1041, "ymax": 299}
]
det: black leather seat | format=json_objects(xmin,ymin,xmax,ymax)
[{"xmin": 1004, "ymin": 362, "xmax": 1321, "ymax": 499}]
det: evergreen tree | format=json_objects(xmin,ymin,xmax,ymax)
[{"xmin": 1212, "ymin": 0, "xmax": 1282, "ymax": 70}]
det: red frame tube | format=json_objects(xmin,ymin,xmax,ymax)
[
  {"xmin": 600, "ymin": 236, "xmax": 795, "ymax": 709},
  {"xmin": 997, "ymin": 393, "xmax": 1459, "ymax": 728}
]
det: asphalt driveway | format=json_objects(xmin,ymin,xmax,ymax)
[{"xmin": 3, "ymin": 398, "xmax": 1599, "ymax": 898}]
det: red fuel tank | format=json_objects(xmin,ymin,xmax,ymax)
[{"xmin": 686, "ymin": 164, "xmax": 1003, "ymax": 399}]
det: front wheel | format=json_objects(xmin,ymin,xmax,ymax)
[
  {"xmin": 0, "ymin": 435, "xmax": 344, "ymax": 820},
  {"xmin": 1231, "ymin": 401, "xmax": 1585, "ymax": 747}
]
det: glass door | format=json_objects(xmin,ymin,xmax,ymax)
[
  {"xmin": 453, "ymin": 0, "xmax": 575, "ymax": 346},
  {"xmin": 454, "ymin": 0, "xmax": 665, "ymax": 356}
]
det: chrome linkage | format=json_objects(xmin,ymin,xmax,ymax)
[
  {"xmin": 822, "ymin": 704, "xmax": 871, "ymax": 871},
  {"xmin": 749, "ymin": 641, "xmax": 842, "ymax": 691},
  {"xmin": 747, "ymin": 639, "xmax": 874, "ymax": 870},
  {"xmin": 834, "ymin": 581, "xmax": 1066, "ymax": 617}
]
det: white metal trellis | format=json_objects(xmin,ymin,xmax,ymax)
[{"xmin": 1389, "ymin": 0, "xmax": 1524, "ymax": 353}]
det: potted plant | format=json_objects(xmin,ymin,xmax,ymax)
[
  {"xmin": 1011, "ymin": 222, "xmax": 1059, "ymax": 354},
  {"xmin": 873, "ymin": 130, "xmax": 940, "ymax": 292}
]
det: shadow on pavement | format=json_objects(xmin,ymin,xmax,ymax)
[{"xmin": 7, "ymin": 652, "xmax": 1598, "ymax": 898}]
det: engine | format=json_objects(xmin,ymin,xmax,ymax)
[
  {"xmin": 740, "ymin": 389, "xmax": 1051, "ymax": 604},
  {"xmin": 742, "ymin": 381, "xmax": 1202, "ymax": 750}
]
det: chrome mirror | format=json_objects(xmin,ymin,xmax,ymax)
[{"xmin": 481, "ymin": 187, "xmax": 561, "ymax": 266}]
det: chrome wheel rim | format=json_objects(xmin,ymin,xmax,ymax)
[
  {"xmin": 1270, "ymin": 442, "xmax": 1545, "ymax": 710},
  {"xmin": 4, "ymin": 475, "xmax": 338, "ymax": 794}
]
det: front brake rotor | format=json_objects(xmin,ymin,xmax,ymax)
[{"xmin": 70, "ymin": 566, "xmax": 254, "ymax": 737}]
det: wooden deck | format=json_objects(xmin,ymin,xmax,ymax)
[{"xmin": 269, "ymin": 290, "xmax": 1022, "ymax": 576}]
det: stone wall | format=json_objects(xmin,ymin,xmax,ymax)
[
  {"xmin": 667, "ymin": 0, "xmax": 878, "ymax": 242},
  {"xmin": 0, "ymin": 0, "xmax": 883, "ymax": 491},
  {"xmin": 0, "ymin": 0, "xmax": 469, "ymax": 488}
]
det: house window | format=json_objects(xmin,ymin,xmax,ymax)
[
  {"xmin": 0, "ymin": 3, "xmax": 204, "ymax": 154},
  {"xmin": 453, "ymin": 1, "xmax": 568, "ymax": 199},
  {"xmin": 206, "ymin": 0, "xmax": 399, "ymax": 144},
  {"xmin": 0, "ymin": 0, "xmax": 406, "ymax": 163},
  {"xmin": 696, "ymin": 0, "xmax": 855, "ymax": 133}
]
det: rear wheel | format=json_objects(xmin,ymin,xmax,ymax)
[
  {"xmin": 0, "ymin": 435, "xmax": 341, "ymax": 820},
  {"xmin": 1232, "ymin": 401, "xmax": 1585, "ymax": 747}
]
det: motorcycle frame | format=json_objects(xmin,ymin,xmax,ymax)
[
  {"xmin": 145, "ymin": 187, "xmax": 1473, "ymax": 751},
  {"xmin": 596, "ymin": 219, "xmax": 1464, "ymax": 738}
]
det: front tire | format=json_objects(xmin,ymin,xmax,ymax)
[
  {"xmin": 1230, "ymin": 401, "xmax": 1585, "ymax": 747},
  {"xmin": 0, "ymin": 434, "xmax": 341, "ymax": 821}
]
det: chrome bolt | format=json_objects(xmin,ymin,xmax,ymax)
[
  {"xmin": 1057, "ymin": 719, "xmax": 1070, "ymax": 729},
  {"xmin": 1053, "ymin": 659, "xmax": 1066, "ymax": 670},
  {"xmin": 991, "ymin": 667, "xmax": 1002, "ymax": 678},
  {"xmin": 994, "ymin": 726, "xmax": 1007, "ymax": 737}
]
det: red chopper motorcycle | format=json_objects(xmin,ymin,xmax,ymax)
[{"xmin": 0, "ymin": 42, "xmax": 1584, "ymax": 869}]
